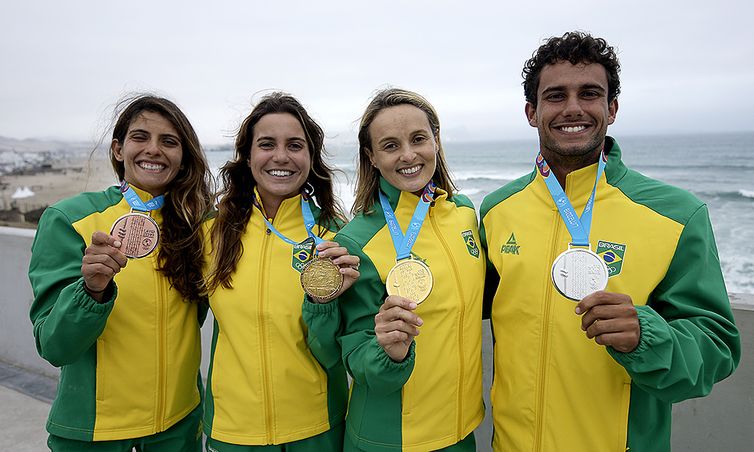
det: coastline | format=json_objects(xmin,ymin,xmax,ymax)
[{"xmin": 0, "ymin": 153, "xmax": 115, "ymax": 227}]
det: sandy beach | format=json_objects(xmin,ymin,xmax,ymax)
[{"xmin": 0, "ymin": 153, "xmax": 117, "ymax": 227}]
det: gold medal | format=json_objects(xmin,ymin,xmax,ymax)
[
  {"xmin": 301, "ymin": 257, "xmax": 344, "ymax": 302},
  {"xmin": 385, "ymin": 259, "xmax": 433, "ymax": 304},
  {"xmin": 110, "ymin": 212, "xmax": 160, "ymax": 258}
]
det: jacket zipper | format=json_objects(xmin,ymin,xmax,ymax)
[
  {"xmin": 429, "ymin": 208, "xmax": 466, "ymax": 440},
  {"xmin": 258, "ymin": 223, "xmax": 274, "ymax": 443},
  {"xmin": 155, "ymin": 257, "xmax": 168, "ymax": 431},
  {"xmin": 533, "ymin": 208, "xmax": 562, "ymax": 451}
]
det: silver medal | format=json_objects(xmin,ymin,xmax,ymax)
[{"xmin": 551, "ymin": 246, "xmax": 609, "ymax": 301}]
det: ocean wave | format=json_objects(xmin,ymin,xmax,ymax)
[
  {"xmin": 696, "ymin": 189, "xmax": 754, "ymax": 201},
  {"xmin": 451, "ymin": 168, "xmax": 531, "ymax": 181},
  {"xmin": 633, "ymin": 163, "xmax": 754, "ymax": 171}
]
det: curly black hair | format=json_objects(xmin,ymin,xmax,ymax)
[{"xmin": 523, "ymin": 31, "xmax": 621, "ymax": 106}]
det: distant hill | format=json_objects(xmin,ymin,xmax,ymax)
[{"xmin": 0, "ymin": 136, "xmax": 95, "ymax": 154}]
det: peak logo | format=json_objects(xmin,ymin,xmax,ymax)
[{"xmin": 501, "ymin": 233, "xmax": 520, "ymax": 255}]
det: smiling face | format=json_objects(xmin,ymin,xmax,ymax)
[
  {"xmin": 367, "ymin": 104, "xmax": 438, "ymax": 194},
  {"xmin": 112, "ymin": 111, "xmax": 183, "ymax": 196},
  {"xmin": 248, "ymin": 112, "xmax": 311, "ymax": 214},
  {"xmin": 526, "ymin": 61, "xmax": 618, "ymax": 166}
]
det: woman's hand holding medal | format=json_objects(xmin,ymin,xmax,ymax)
[
  {"xmin": 81, "ymin": 231, "xmax": 128, "ymax": 302},
  {"xmin": 375, "ymin": 295, "xmax": 423, "ymax": 362},
  {"xmin": 310, "ymin": 241, "xmax": 360, "ymax": 300}
]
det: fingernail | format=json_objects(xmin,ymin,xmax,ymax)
[
  {"xmin": 409, "ymin": 302, "xmax": 417, "ymax": 309},
  {"xmin": 416, "ymin": 317, "xmax": 423, "ymax": 326},
  {"xmin": 114, "ymin": 241, "xmax": 121, "ymax": 248}
]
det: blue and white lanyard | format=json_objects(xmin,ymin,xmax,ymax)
[
  {"xmin": 120, "ymin": 181, "xmax": 164, "ymax": 212},
  {"xmin": 378, "ymin": 182, "xmax": 436, "ymax": 261},
  {"xmin": 536, "ymin": 152, "xmax": 606, "ymax": 247},
  {"xmin": 253, "ymin": 193, "xmax": 324, "ymax": 247}
]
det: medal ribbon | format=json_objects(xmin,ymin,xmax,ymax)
[
  {"xmin": 253, "ymin": 193, "xmax": 324, "ymax": 247},
  {"xmin": 378, "ymin": 181, "xmax": 436, "ymax": 261},
  {"xmin": 536, "ymin": 151, "xmax": 606, "ymax": 247},
  {"xmin": 120, "ymin": 181, "xmax": 164, "ymax": 211}
]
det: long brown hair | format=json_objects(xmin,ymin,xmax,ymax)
[
  {"xmin": 207, "ymin": 92, "xmax": 344, "ymax": 291},
  {"xmin": 110, "ymin": 95, "xmax": 213, "ymax": 302},
  {"xmin": 352, "ymin": 88, "xmax": 456, "ymax": 215}
]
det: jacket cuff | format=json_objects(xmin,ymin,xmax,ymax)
[
  {"xmin": 608, "ymin": 305, "xmax": 668, "ymax": 365},
  {"xmin": 74, "ymin": 278, "xmax": 117, "ymax": 312},
  {"xmin": 303, "ymin": 295, "xmax": 339, "ymax": 313},
  {"xmin": 379, "ymin": 338, "xmax": 416, "ymax": 366},
  {"xmin": 363, "ymin": 338, "xmax": 415, "ymax": 394}
]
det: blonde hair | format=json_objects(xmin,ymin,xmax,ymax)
[{"xmin": 351, "ymin": 88, "xmax": 456, "ymax": 215}]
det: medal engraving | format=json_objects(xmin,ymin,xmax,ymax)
[
  {"xmin": 386, "ymin": 259, "xmax": 433, "ymax": 304},
  {"xmin": 551, "ymin": 248, "xmax": 608, "ymax": 301},
  {"xmin": 301, "ymin": 257, "xmax": 344, "ymax": 301},
  {"xmin": 110, "ymin": 213, "xmax": 160, "ymax": 259}
]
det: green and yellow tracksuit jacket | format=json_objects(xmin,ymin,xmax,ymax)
[
  {"xmin": 311, "ymin": 178, "xmax": 485, "ymax": 451},
  {"xmin": 203, "ymin": 193, "xmax": 347, "ymax": 445},
  {"xmin": 480, "ymin": 137, "xmax": 740, "ymax": 452},
  {"xmin": 28, "ymin": 185, "xmax": 205, "ymax": 442}
]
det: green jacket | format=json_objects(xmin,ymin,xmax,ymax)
[
  {"xmin": 480, "ymin": 137, "xmax": 740, "ymax": 452},
  {"xmin": 308, "ymin": 178, "xmax": 485, "ymax": 451},
  {"xmin": 29, "ymin": 185, "xmax": 205, "ymax": 441}
]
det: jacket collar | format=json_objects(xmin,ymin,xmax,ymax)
[
  {"xmin": 377, "ymin": 176, "xmax": 448, "ymax": 211},
  {"xmin": 252, "ymin": 186, "xmax": 303, "ymax": 221}
]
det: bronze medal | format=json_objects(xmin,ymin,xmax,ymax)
[
  {"xmin": 301, "ymin": 257, "xmax": 344, "ymax": 302},
  {"xmin": 110, "ymin": 212, "xmax": 160, "ymax": 258},
  {"xmin": 385, "ymin": 259, "xmax": 433, "ymax": 304}
]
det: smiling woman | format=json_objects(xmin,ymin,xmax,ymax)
[
  {"xmin": 111, "ymin": 111, "xmax": 184, "ymax": 196},
  {"xmin": 202, "ymin": 92, "xmax": 360, "ymax": 451},
  {"xmin": 28, "ymin": 94, "xmax": 213, "ymax": 451},
  {"xmin": 305, "ymin": 88, "xmax": 486, "ymax": 451}
]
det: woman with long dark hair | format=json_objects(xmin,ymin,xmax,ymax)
[
  {"xmin": 203, "ymin": 92, "xmax": 359, "ymax": 451},
  {"xmin": 29, "ymin": 94, "xmax": 213, "ymax": 450}
]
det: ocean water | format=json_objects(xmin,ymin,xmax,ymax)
[{"xmin": 206, "ymin": 132, "xmax": 754, "ymax": 294}]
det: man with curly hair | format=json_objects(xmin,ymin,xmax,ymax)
[{"xmin": 480, "ymin": 31, "xmax": 740, "ymax": 451}]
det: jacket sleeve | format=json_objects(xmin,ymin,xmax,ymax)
[
  {"xmin": 608, "ymin": 204, "xmax": 741, "ymax": 402},
  {"xmin": 28, "ymin": 206, "xmax": 117, "ymax": 367},
  {"xmin": 303, "ymin": 296, "xmax": 343, "ymax": 370},
  {"xmin": 335, "ymin": 233, "xmax": 415, "ymax": 395}
]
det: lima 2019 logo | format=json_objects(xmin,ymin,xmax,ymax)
[
  {"xmin": 536, "ymin": 154, "xmax": 551, "ymax": 177},
  {"xmin": 421, "ymin": 181, "xmax": 437, "ymax": 202},
  {"xmin": 596, "ymin": 240, "xmax": 626, "ymax": 276}
]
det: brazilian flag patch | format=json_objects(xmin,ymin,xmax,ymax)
[
  {"xmin": 461, "ymin": 230, "xmax": 480, "ymax": 258},
  {"xmin": 596, "ymin": 240, "xmax": 626, "ymax": 277},
  {"xmin": 292, "ymin": 241, "xmax": 313, "ymax": 273}
]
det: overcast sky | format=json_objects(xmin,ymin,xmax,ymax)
[{"xmin": 1, "ymin": 1, "xmax": 752, "ymax": 145}]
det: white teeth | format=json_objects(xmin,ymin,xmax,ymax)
[
  {"xmin": 398, "ymin": 165, "xmax": 421, "ymax": 175},
  {"xmin": 268, "ymin": 170, "xmax": 294, "ymax": 177},
  {"xmin": 138, "ymin": 162, "xmax": 165, "ymax": 171},
  {"xmin": 560, "ymin": 125, "xmax": 586, "ymax": 133}
]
